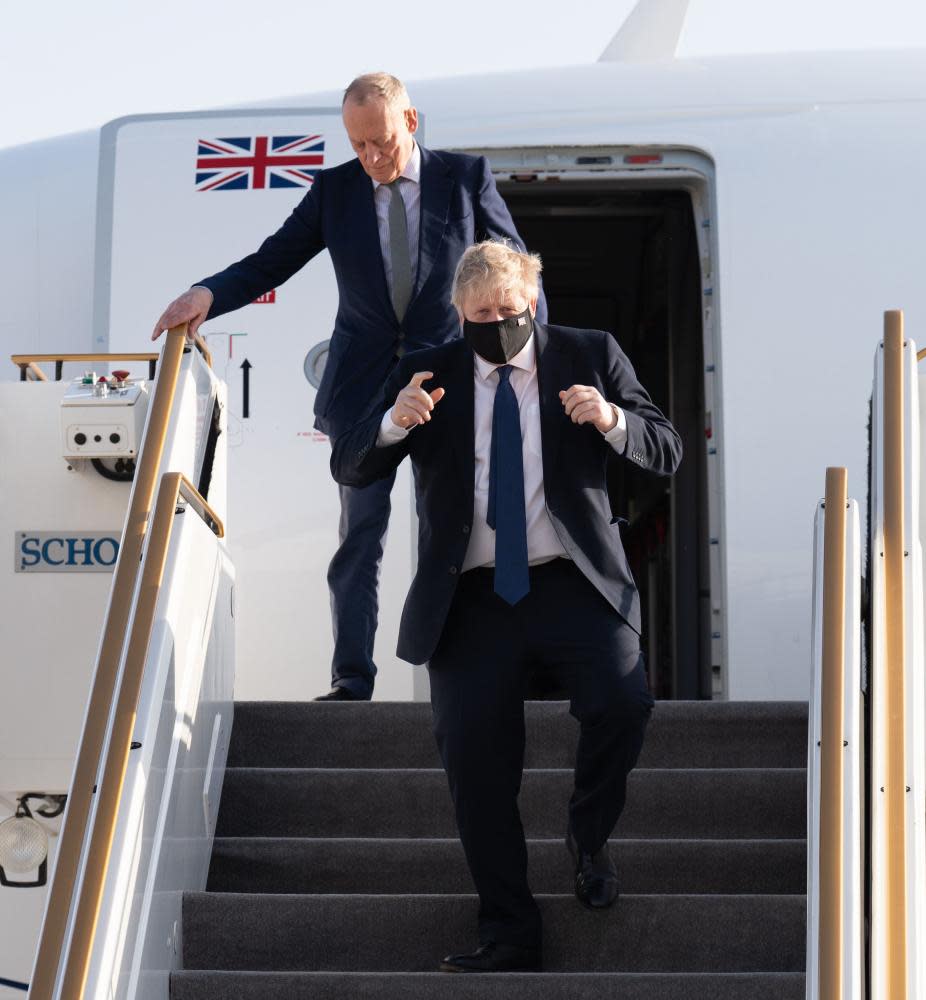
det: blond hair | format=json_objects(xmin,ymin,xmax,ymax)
[
  {"xmin": 451, "ymin": 241, "xmax": 542, "ymax": 311},
  {"xmin": 343, "ymin": 73, "xmax": 411, "ymax": 111}
]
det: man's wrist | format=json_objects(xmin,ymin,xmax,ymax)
[
  {"xmin": 598, "ymin": 403, "xmax": 619, "ymax": 433},
  {"xmin": 376, "ymin": 408, "xmax": 410, "ymax": 447},
  {"xmin": 602, "ymin": 404, "xmax": 628, "ymax": 453},
  {"xmin": 191, "ymin": 285, "xmax": 214, "ymax": 306},
  {"xmin": 598, "ymin": 403, "xmax": 620, "ymax": 433}
]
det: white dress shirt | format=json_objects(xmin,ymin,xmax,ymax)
[
  {"xmin": 371, "ymin": 143, "xmax": 422, "ymax": 298},
  {"xmin": 377, "ymin": 335, "xmax": 628, "ymax": 571}
]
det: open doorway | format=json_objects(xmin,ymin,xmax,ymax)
[{"xmin": 493, "ymin": 172, "xmax": 714, "ymax": 699}]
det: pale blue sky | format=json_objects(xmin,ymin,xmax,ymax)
[{"xmin": 3, "ymin": 0, "xmax": 926, "ymax": 151}]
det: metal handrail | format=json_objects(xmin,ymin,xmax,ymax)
[
  {"xmin": 28, "ymin": 327, "xmax": 190, "ymax": 1000},
  {"xmin": 57, "ymin": 472, "xmax": 223, "ymax": 997},
  {"xmin": 190, "ymin": 332, "xmax": 213, "ymax": 369},
  {"xmin": 11, "ymin": 338, "xmax": 212, "ymax": 382},
  {"xmin": 881, "ymin": 311, "xmax": 907, "ymax": 1000},
  {"xmin": 179, "ymin": 473, "xmax": 224, "ymax": 538},
  {"xmin": 818, "ymin": 466, "xmax": 847, "ymax": 998},
  {"xmin": 11, "ymin": 353, "xmax": 160, "ymax": 382}
]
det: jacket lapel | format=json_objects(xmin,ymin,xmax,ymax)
[
  {"xmin": 535, "ymin": 323, "xmax": 573, "ymax": 480},
  {"xmin": 439, "ymin": 340, "xmax": 475, "ymax": 500},
  {"xmin": 343, "ymin": 159, "xmax": 394, "ymax": 318},
  {"xmin": 415, "ymin": 146, "xmax": 454, "ymax": 298}
]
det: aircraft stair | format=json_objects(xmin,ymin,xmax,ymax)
[
  {"xmin": 26, "ymin": 315, "xmax": 926, "ymax": 998},
  {"xmin": 170, "ymin": 699, "xmax": 807, "ymax": 999}
]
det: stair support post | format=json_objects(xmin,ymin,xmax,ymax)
[
  {"xmin": 819, "ymin": 466, "xmax": 847, "ymax": 999},
  {"xmin": 882, "ymin": 311, "xmax": 907, "ymax": 1000}
]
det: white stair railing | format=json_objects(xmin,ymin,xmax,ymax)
[
  {"xmin": 806, "ymin": 467, "xmax": 863, "ymax": 1000},
  {"xmin": 868, "ymin": 312, "xmax": 926, "ymax": 1000},
  {"xmin": 28, "ymin": 333, "xmax": 235, "ymax": 1000}
]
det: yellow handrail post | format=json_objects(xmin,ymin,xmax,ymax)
[
  {"xmin": 819, "ymin": 466, "xmax": 847, "ymax": 999},
  {"xmin": 882, "ymin": 309, "xmax": 907, "ymax": 1000},
  {"xmin": 28, "ymin": 326, "xmax": 188, "ymax": 1000}
]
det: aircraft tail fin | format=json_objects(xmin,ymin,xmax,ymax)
[{"xmin": 598, "ymin": 0, "xmax": 691, "ymax": 62}]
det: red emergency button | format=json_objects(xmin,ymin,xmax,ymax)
[{"xmin": 112, "ymin": 370, "xmax": 130, "ymax": 381}]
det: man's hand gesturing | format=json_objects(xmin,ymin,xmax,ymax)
[
  {"xmin": 559, "ymin": 384, "xmax": 617, "ymax": 433},
  {"xmin": 151, "ymin": 286, "xmax": 214, "ymax": 342},
  {"xmin": 391, "ymin": 372, "xmax": 445, "ymax": 429}
]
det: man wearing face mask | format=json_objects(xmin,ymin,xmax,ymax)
[
  {"xmin": 331, "ymin": 241, "xmax": 682, "ymax": 972},
  {"xmin": 151, "ymin": 73, "xmax": 545, "ymax": 702}
]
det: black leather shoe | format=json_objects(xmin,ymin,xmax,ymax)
[
  {"xmin": 567, "ymin": 829, "xmax": 619, "ymax": 909},
  {"xmin": 439, "ymin": 941, "xmax": 542, "ymax": 973},
  {"xmin": 314, "ymin": 686, "xmax": 362, "ymax": 701}
]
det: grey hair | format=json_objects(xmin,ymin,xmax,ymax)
[
  {"xmin": 343, "ymin": 73, "xmax": 411, "ymax": 110},
  {"xmin": 451, "ymin": 241, "xmax": 543, "ymax": 310}
]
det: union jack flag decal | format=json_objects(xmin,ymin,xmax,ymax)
[{"xmin": 195, "ymin": 135, "xmax": 325, "ymax": 191}]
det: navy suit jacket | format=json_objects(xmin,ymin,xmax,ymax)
[
  {"xmin": 330, "ymin": 324, "xmax": 683, "ymax": 665},
  {"xmin": 197, "ymin": 145, "xmax": 546, "ymax": 437}
]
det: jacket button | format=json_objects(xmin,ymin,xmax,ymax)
[
  {"xmin": 449, "ymin": 566, "xmax": 458, "ymax": 575},
  {"xmin": 462, "ymin": 525, "xmax": 470, "ymax": 534}
]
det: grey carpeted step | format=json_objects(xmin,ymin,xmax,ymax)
[
  {"xmin": 178, "ymin": 700, "xmax": 809, "ymax": 997},
  {"xmin": 228, "ymin": 700, "xmax": 808, "ymax": 770},
  {"xmin": 181, "ymin": 892, "xmax": 806, "ymax": 973},
  {"xmin": 215, "ymin": 767, "xmax": 806, "ymax": 839},
  {"xmin": 171, "ymin": 970, "xmax": 806, "ymax": 1000},
  {"xmin": 208, "ymin": 837, "xmax": 807, "ymax": 895}
]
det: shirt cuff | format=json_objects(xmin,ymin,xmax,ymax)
[
  {"xmin": 376, "ymin": 409, "xmax": 411, "ymax": 447},
  {"xmin": 602, "ymin": 404, "xmax": 628, "ymax": 454}
]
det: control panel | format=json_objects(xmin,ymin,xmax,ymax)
[{"xmin": 61, "ymin": 371, "xmax": 150, "ymax": 460}]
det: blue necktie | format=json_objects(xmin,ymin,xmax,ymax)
[{"xmin": 487, "ymin": 365, "xmax": 530, "ymax": 605}]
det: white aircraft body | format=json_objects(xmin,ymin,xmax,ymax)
[{"xmin": 1, "ymin": 2, "xmax": 926, "ymax": 993}]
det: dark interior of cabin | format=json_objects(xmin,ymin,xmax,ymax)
[{"xmin": 497, "ymin": 183, "xmax": 712, "ymax": 699}]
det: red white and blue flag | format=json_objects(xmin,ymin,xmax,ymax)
[{"xmin": 195, "ymin": 135, "xmax": 325, "ymax": 191}]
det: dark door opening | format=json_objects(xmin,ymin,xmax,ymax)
[{"xmin": 499, "ymin": 182, "xmax": 711, "ymax": 700}]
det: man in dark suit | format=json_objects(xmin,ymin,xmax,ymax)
[
  {"xmin": 152, "ymin": 73, "xmax": 544, "ymax": 701},
  {"xmin": 331, "ymin": 241, "xmax": 682, "ymax": 971}
]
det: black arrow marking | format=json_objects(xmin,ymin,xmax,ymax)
[{"xmin": 241, "ymin": 358, "xmax": 252, "ymax": 418}]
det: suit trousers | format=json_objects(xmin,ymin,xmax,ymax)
[
  {"xmin": 427, "ymin": 558, "xmax": 654, "ymax": 949},
  {"xmin": 326, "ymin": 471, "xmax": 397, "ymax": 698}
]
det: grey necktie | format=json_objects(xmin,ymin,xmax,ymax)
[{"xmin": 386, "ymin": 180, "xmax": 413, "ymax": 322}]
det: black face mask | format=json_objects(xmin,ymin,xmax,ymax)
[{"xmin": 462, "ymin": 308, "xmax": 533, "ymax": 365}]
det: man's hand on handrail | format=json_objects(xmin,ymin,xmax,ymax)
[{"xmin": 151, "ymin": 286, "xmax": 213, "ymax": 342}]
